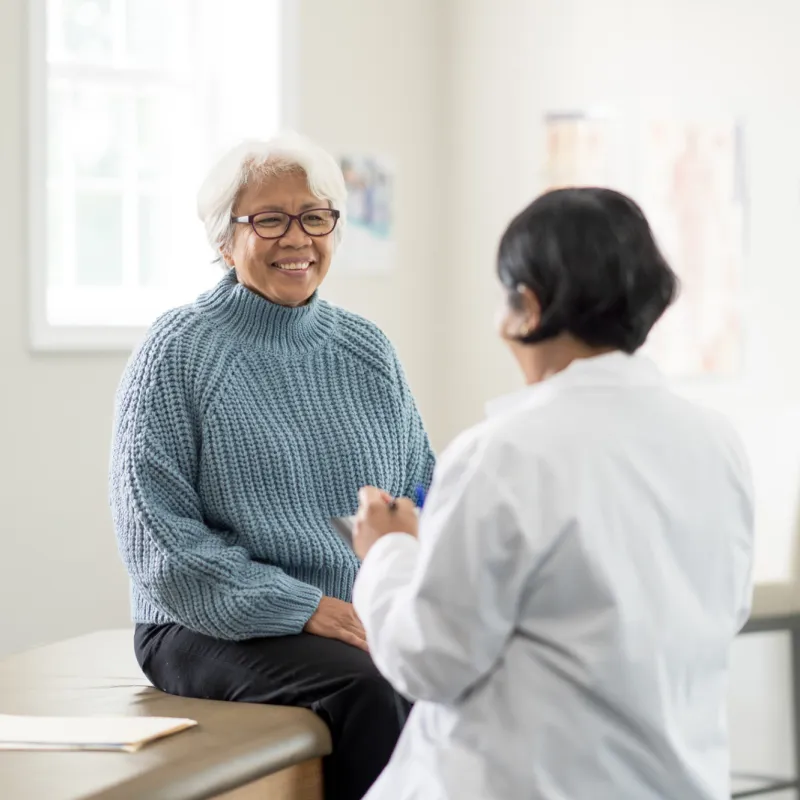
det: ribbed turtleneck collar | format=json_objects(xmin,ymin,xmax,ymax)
[{"xmin": 195, "ymin": 271, "xmax": 336, "ymax": 353}]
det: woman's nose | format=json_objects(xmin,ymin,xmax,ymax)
[{"xmin": 280, "ymin": 218, "xmax": 311, "ymax": 246}]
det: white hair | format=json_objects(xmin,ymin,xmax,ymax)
[{"xmin": 197, "ymin": 132, "xmax": 347, "ymax": 263}]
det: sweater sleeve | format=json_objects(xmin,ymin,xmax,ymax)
[{"xmin": 110, "ymin": 327, "xmax": 323, "ymax": 640}]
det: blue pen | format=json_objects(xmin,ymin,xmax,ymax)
[{"xmin": 413, "ymin": 484, "xmax": 427, "ymax": 509}]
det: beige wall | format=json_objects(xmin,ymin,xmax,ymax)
[{"xmin": 0, "ymin": 0, "xmax": 446, "ymax": 657}]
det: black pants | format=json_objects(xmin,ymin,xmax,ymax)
[{"xmin": 134, "ymin": 624, "xmax": 411, "ymax": 800}]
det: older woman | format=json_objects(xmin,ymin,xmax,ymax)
[
  {"xmin": 351, "ymin": 188, "xmax": 754, "ymax": 799},
  {"xmin": 110, "ymin": 133, "xmax": 435, "ymax": 800}
]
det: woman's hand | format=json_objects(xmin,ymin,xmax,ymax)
[
  {"xmin": 353, "ymin": 486, "xmax": 419, "ymax": 561},
  {"xmin": 304, "ymin": 596, "xmax": 368, "ymax": 651}
]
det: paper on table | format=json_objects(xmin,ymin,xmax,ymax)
[{"xmin": 0, "ymin": 714, "xmax": 197, "ymax": 753}]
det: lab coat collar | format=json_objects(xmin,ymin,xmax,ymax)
[{"xmin": 485, "ymin": 351, "xmax": 665, "ymax": 419}]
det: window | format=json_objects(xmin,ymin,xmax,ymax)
[{"xmin": 29, "ymin": 0, "xmax": 287, "ymax": 350}]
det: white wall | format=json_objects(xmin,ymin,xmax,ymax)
[{"xmin": 0, "ymin": 0, "xmax": 446, "ymax": 658}]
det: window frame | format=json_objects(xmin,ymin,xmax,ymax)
[{"xmin": 27, "ymin": 0, "xmax": 298, "ymax": 352}]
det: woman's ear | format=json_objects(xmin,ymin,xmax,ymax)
[
  {"xmin": 220, "ymin": 246, "xmax": 235, "ymax": 268},
  {"xmin": 499, "ymin": 284, "xmax": 541, "ymax": 340},
  {"xmin": 515, "ymin": 284, "xmax": 541, "ymax": 337}
]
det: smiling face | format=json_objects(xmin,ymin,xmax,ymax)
[{"xmin": 222, "ymin": 169, "xmax": 335, "ymax": 307}]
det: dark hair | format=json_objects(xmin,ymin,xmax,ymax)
[{"xmin": 497, "ymin": 187, "xmax": 679, "ymax": 353}]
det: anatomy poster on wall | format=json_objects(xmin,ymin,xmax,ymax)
[
  {"xmin": 540, "ymin": 113, "xmax": 747, "ymax": 378},
  {"xmin": 637, "ymin": 120, "xmax": 746, "ymax": 378},
  {"xmin": 335, "ymin": 154, "xmax": 395, "ymax": 272}
]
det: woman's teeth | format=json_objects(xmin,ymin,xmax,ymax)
[{"xmin": 274, "ymin": 262, "xmax": 311, "ymax": 271}]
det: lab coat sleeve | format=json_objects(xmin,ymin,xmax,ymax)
[{"xmin": 353, "ymin": 430, "xmax": 534, "ymax": 705}]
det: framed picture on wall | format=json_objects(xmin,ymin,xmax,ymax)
[{"xmin": 335, "ymin": 154, "xmax": 395, "ymax": 273}]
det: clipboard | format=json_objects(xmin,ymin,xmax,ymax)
[
  {"xmin": 329, "ymin": 508, "xmax": 421, "ymax": 551},
  {"xmin": 330, "ymin": 516, "xmax": 356, "ymax": 548}
]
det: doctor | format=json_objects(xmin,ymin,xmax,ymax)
[{"xmin": 352, "ymin": 187, "xmax": 754, "ymax": 800}]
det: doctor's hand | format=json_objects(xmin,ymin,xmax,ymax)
[{"xmin": 353, "ymin": 486, "xmax": 418, "ymax": 561}]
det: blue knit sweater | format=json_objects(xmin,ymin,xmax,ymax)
[{"xmin": 110, "ymin": 271, "xmax": 435, "ymax": 640}]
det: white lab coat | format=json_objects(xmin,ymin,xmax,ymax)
[{"xmin": 353, "ymin": 352, "xmax": 754, "ymax": 800}]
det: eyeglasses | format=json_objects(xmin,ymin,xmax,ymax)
[{"xmin": 231, "ymin": 208, "xmax": 340, "ymax": 240}]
